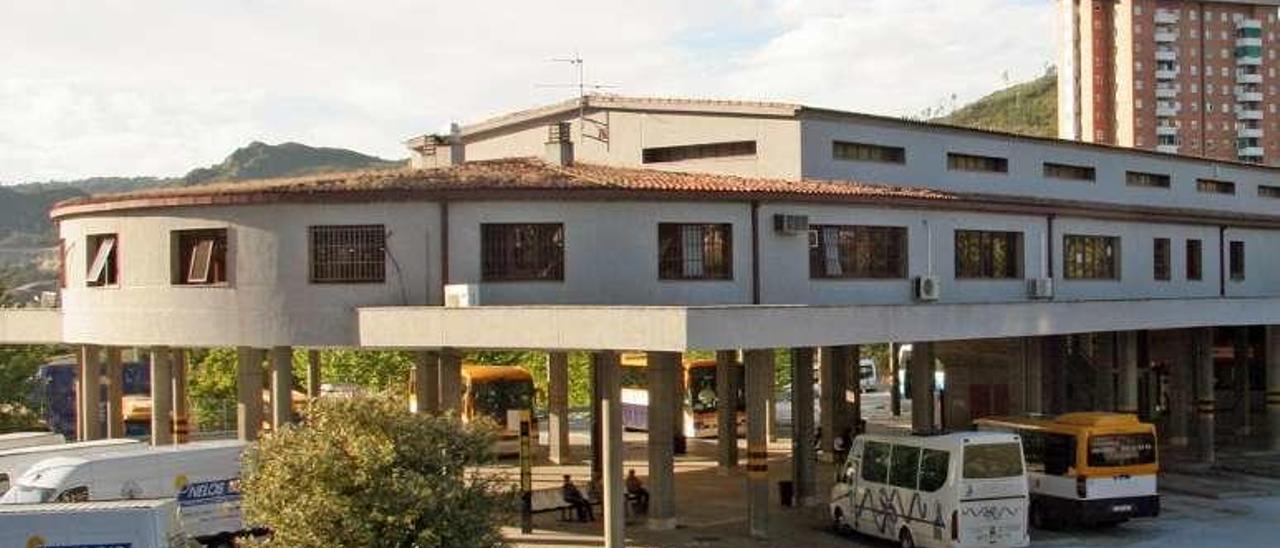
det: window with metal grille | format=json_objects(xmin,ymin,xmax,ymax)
[
  {"xmin": 808, "ymin": 224, "xmax": 908, "ymax": 279},
  {"xmin": 1186, "ymin": 239, "xmax": 1203, "ymax": 280},
  {"xmin": 1230, "ymin": 240, "xmax": 1246, "ymax": 280},
  {"xmin": 832, "ymin": 141, "xmax": 906, "ymax": 164},
  {"xmin": 1153, "ymin": 238, "xmax": 1171, "ymax": 281},
  {"xmin": 309, "ymin": 225, "xmax": 386, "ymax": 284},
  {"xmin": 1196, "ymin": 178, "xmax": 1236, "ymax": 194},
  {"xmin": 642, "ymin": 141, "xmax": 756, "ymax": 164},
  {"xmin": 1063, "ymin": 235, "xmax": 1120, "ymax": 280},
  {"xmin": 172, "ymin": 229, "xmax": 228, "ymax": 286},
  {"xmin": 954, "ymin": 230, "xmax": 1023, "ymax": 279},
  {"xmin": 947, "ymin": 152, "xmax": 1008, "ymax": 173},
  {"xmin": 481, "ymin": 223, "xmax": 565, "ymax": 281},
  {"xmin": 1259, "ymin": 185, "xmax": 1280, "ymax": 198},
  {"xmin": 86, "ymin": 233, "xmax": 119, "ymax": 287},
  {"xmin": 1044, "ymin": 162, "xmax": 1096, "ymax": 182},
  {"xmin": 658, "ymin": 223, "xmax": 732, "ymax": 280},
  {"xmin": 1126, "ymin": 171, "xmax": 1171, "ymax": 189}
]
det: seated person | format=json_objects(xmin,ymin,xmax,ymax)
[
  {"xmin": 625, "ymin": 469, "xmax": 650, "ymax": 514},
  {"xmin": 561, "ymin": 475, "xmax": 594, "ymax": 522}
]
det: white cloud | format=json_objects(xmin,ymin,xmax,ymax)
[{"xmin": 0, "ymin": 0, "xmax": 1052, "ymax": 183}]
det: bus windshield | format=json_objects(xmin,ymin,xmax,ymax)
[
  {"xmin": 471, "ymin": 380, "xmax": 534, "ymax": 421},
  {"xmin": 1088, "ymin": 433, "xmax": 1156, "ymax": 467},
  {"xmin": 0, "ymin": 483, "xmax": 55, "ymax": 503},
  {"xmin": 963, "ymin": 443, "xmax": 1024, "ymax": 479},
  {"xmin": 688, "ymin": 367, "xmax": 717, "ymax": 413}
]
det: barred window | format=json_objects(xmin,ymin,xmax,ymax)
[
  {"xmin": 1064, "ymin": 235, "xmax": 1120, "ymax": 280},
  {"xmin": 954, "ymin": 230, "xmax": 1023, "ymax": 279},
  {"xmin": 833, "ymin": 141, "xmax": 906, "ymax": 164},
  {"xmin": 658, "ymin": 223, "xmax": 732, "ymax": 280},
  {"xmin": 86, "ymin": 233, "xmax": 119, "ymax": 287},
  {"xmin": 1229, "ymin": 240, "xmax": 1245, "ymax": 280},
  {"xmin": 1044, "ymin": 162, "xmax": 1096, "ymax": 182},
  {"xmin": 642, "ymin": 141, "xmax": 756, "ymax": 164},
  {"xmin": 1153, "ymin": 238, "xmax": 1171, "ymax": 281},
  {"xmin": 808, "ymin": 225, "xmax": 908, "ymax": 279},
  {"xmin": 309, "ymin": 225, "xmax": 386, "ymax": 284},
  {"xmin": 947, "ymin": 152, "xmax": 1008, "ymax": 173},
  {"xmin": 173, "ymin": 229, "xmax": 228, "ymax": 285},
  {"xmin": 481, "ymin": 223, "xmax": 565, "ymax": 281},
  {"xmin": 1186, "ymin": 239, "xmax": 1203, "ymax": 280},
  {"xmin": 1196, "ymin": 178, "xmax": 1236, "ymax": 194},
  {"xmin": 1126, "ymin": 171, "xmax": 1171, "ymax": 189},
  {"xmin": 1258, "ymin": 185, "xmax": 1280, "ymax": 198}
]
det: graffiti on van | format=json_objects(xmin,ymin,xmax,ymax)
[
  {"xmin": 853, "ymin": 486, "xmax": 947, "ymax": 541},
  {"xmin": 961, "ymin": 504, "xmax": 1021, "ymax": 521}
]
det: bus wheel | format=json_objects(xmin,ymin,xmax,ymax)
[
  {"xmin": 898, "ymin": 527, "xmax": 915, "ymax": 548},
  {"xmin": 1030, "ymin": 503, "xmax": 1052, "ymax": 531},
  {"xmin": 831, "ymin": 507, "xmax": 846, "ymax": 533}
]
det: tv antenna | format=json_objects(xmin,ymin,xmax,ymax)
[{"xmin": 537, "ymin": 52, "xmax": 618, "ymax": 143}]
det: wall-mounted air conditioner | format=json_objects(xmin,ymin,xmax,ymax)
[
  {"xmin": 913, "ymin": 276, "xmax": 941, "ymax": 301},
  {"xmin": 444, "ymin": 284, "xmax": 481, "ymax": 307},
  {"xmin": 1027, "ymin": 278, "xmax": 1054, "ymax": 299},
  {"xmin": 773, "ymin": 214, "xmax": 810, "ymax": 234}
]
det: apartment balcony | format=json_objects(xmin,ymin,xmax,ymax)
[
  {"xmin": 1155, "ymin": 30, "xmax": 1179, "ymax": 43},
  {"xmin": 1156, "ymin": 104, "xmax": 1180, "ymax": 117},
  {"xmin": 1238, "ymin": 108, "xmax": 1264, "ymax": 120},
  {"xmin": 1238, "ymin": 72, "xmax": 1264, "ymax": 84},
  {"xmin": 1155, "ymin": 10, "xmax": 1179, "ymax": 25},
  {"xmin": 1237, "ymin": 55, "xmax": 1262, "ymax": 66},
  {"xmin": 1155, "ymin": 68, "xmax": 1180, "ymax": 80},
  {"xmin": 1156, "ymin": 125, "xmax": 1179, "ymax": 136},
  {"xmin": 1155, "ymin": 86, "xmax": 1179, "ymax": 98},
  {"xmin": 1239, "ymin": 127, "xmax": 1264, "ymax": 139},
  {"xmin": 1156, "ymin": 144, "xmax": 1180, "ymax": 154},
  {"xmin": 1240, "ymin": 19, "xmax": 1263, "ymax": 30},
  {"xmin": 1237, "ymin": 37, "xmax": 1263, "ymax": 47},
  {"xmin": 1237, "ymin": 91, "xmax": 1265, "ymax": 102},
  {"xmin": 1155, "ymin": 49, "xmax": 1178, "ymax": 62},
  {"xmin": 1239, "ymin": 146, "xmax": 1265, "ymax": 158}
]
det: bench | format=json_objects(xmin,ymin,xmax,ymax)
[{"xmin": 526, "ymin": 488, "xmax": 642, "ymax": 522}]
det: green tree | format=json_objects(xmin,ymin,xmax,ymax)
[
  {"xmin": 242, "ymin": 396, "xmax": 513, "ymax": 548},
  {"xmin": 0, "ymin": 345, "xmax": 64, "ymax": 433},
  {"xmin": 187, "ymin": 348, "xmax": 239, "ymax": 432}
]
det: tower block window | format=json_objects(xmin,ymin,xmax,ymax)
[
  {"xmin": 309, "ymin": 225, "xmax": 387, "ymax": 284},
  {"xmin": 642, "ymin": 141, "xmax": 756, "ymax": 163},
  {"xmin": 481, "ymin": 223, "xmax": 565, "ymax": 281},
  {"xmin": 658, "ymin": 223, "xmax": 733, "ymax": 280},
  {"xmin": 1044, "ymin": 162, "xmax": 1096, "ymax": 182},
  {"xmin": 833, "ymin": 141, "xmax": 906, "ymax": 164},
  {"xmin": 173, "ymin": 229, "xmax": 228, "ymax": 286},
  {"xmin": 947, "ymin": 152, "xmax": 1008, "ymax": 173},
  {"xmin": 86, "ymin": 233, "xmax": 119, "ymax": 287}
]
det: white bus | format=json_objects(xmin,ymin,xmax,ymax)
[
  {"xmin": 0, "ymin": 498, "xmax": 188, "ymax": 548},
  {"xmin": 0, "ymin": 440, "xmax": 252, "ymax": 547},
  {"xmin": 829, "ymin": 432, "xmax": 1030, "ymax": 548},
  {"xmin": 0, "ymin": 438, "xmax": 140, "ymax": 495},
  {"xmin": 0, "ymin": 431, "xmax": 64, "ymax": 452}
]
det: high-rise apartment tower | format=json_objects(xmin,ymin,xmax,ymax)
[{"xmin": 1059, "ymin": 0, "xmax": 1280, "ymax": 164}]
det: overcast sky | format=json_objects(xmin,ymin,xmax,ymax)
[{"xmin": 0, "ymin": 0, "xmax": 1054, "ymax": 183}]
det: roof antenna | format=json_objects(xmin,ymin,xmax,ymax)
[{"xmin": 537, "ymin": 51, "xmax": 618, "ymax": 144}]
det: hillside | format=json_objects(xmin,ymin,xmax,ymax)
[
  {"xmin": 181, "ymin": 141, "xmax": 403, "ymax": 185},
  {"xmin": 935, "ymin": 72, "xmax": 1057, "ymax": 138}
]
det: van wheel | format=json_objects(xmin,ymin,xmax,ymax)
[
  {"xmin": 898, "ymin": 527, "xmax": 915, "ymax": 548},
  {"xmin": 831, "ymin": 507, "xmax": 846, "ymax": 532},
  {"xmin": 1030, "ymin": 503, "xmax": 1052, "ymax": 531}
]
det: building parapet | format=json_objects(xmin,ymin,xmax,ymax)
[{"xmin": 0, "ymin": 308, "xmax": 63, "ymax": 345}]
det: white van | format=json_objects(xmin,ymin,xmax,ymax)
[
  {"xmin": 0, "ymin": 438, "xmax": 141, "ymax": 495},
  {"xmin": 0, "ymin": 431, "xmax": 64, "ymax": 451},
  {"xmin": 0, "ymin": 498, "xmax": 189, "ymax": 548},
  {"xmin": 859, "ymin": 358, "xmax": 878, "ymax": 392},
  {"xmin": 0, "ymin": 440, "xmax": 251, "ymax": 547},
  {"xmin": 829, "ymin": 432, "xmax": 1030, "ymax": 548}
]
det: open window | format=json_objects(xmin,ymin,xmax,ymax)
[
  {"xmin": 86, "ymin": 233, "xmax": 119, "ymax": 287},
  {"xmin": 173, "ymin": 229, "xmax": 229, "ymax": 285}
]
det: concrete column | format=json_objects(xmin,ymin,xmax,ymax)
[
  {"xmin": 819, "ymin": 346, "xmax": 846, "ymax": 461},
  {"xmin": 744, "ymin": 349, "xmax": 772, "ymax": 539},
  {"xmin": 597, "ymin": 351, "xmax": 625, "ymax": 548},
  {"xmin": 1266, "ymin": 326, "xmax": 1280, "ymax": 451},
  {"xmin": 270, "ymin": 346, "xmax": 294, "ymax": 429},
  {"xmin": 438, "ymin": 349, "xmax": 462, "ymax": 413},
  {"xmin": 236, "ymin": 347, "xmax": 264, "ymax": 442},
  {"xmin": 547, "ymin": 352, "xmax": 571, "ymax": 464},
  {"xmin": 1118, "ymin": 332, "xmax": 1140, "ymax": 414},
  {"xmin": 78, "ymin": 345, "xmax": 102, "ymax": 441},
  {"xmin": 150, "ymin": 348, "xmax": 174, "ymax": 446},
  {"xmin": 849, "ymin": 345, "xmax": 862, "ymax": 433},
  {"xmin": 715, "ymin": 350, "xmax": 739, "ymax": 474},
  {"xmin": 590, "ymin": 352, "xmax": 604, "ymax": 487},
  {"xmin": 1095, "ymin": 334, "xmax": 1116, "ymax": 411},
  {"xmin": 673, "ymin": 355, "xmax": 687, "ymax": 454},
  {"xmin": 911, "ymin": 342, "xmax": 936, "ymax": 435},
  {"xmin": 790, "ymin": 348, "xmax": 817, "ymax": 507},
  {"xmin": 1167, "ymin": 332, "xmax": 1192, "ymax": 447},
  {"xmin": 1195, "ymin": 328, "xmax": 1216, "ymax": 464},
  {"xmin": 646, "ymin": 351, "xmax": 679, "ymax": 530},
  {"xmin": 889, "ymin": 342, "xmax": 902, "ymax": 417},
  {"xmin": 1234, "ymin": 328, "xmax": 1251, "ymax": 436},
  {"xmin": 1023, "ymin": 338, "xmax": 1044, "ymax": 415},
  {"xmin": 765, "ymin": 352, "xmax": 777, "ymax": 444},
  {"xmin": 172, "ymin": 349, "xmax": 189, "ymax": 443},
  {"xmin": 306, "ymin": 350, "xmax": 322, "ymax": 403},
  {"xmin": 104, "ymin": 348, "xmax": 125, "ymax": 438},
  {"xmin": 412, "ymin": 351, "xmax": 440, "ymax": 414}
]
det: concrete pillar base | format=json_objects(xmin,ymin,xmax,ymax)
[
  {"xmin": 646, "ymin": 517, "xmax": 677, "ymax": 531},
  {"xmin": 1167, "ymin": 436, "xmax": 1190, "ymax": 447}
]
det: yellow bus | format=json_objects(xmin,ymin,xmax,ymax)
[
  {"xmin": 974, "ymin": 413, "xmax": 1159, "ymax": 528},
  {"xmin": 619, "ymin": 353, "xmax": 745, "ymax": 438},
  {"xmin": 410, "ymin": 364, "xmax": 536, "ymax": 455}
]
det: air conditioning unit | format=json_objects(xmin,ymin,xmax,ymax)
[
  {"xmin": 773, "ymin": 214, "xmax": 810, "ymax": 234},
  {"xmin": 1027, "ymin": 278, "xmax": 1054, "ymax": 299},
  {"xmin": 913, "ymin": 276, "xmax": 941, "ymax": 301},
  {"xmin": 444, "ymin": 284, "xmax": 481, "ymax": 307}
]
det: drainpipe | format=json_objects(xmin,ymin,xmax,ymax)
[{"xmin": 750, "ymin": 201, "xmax": 761, "ymax": 305}]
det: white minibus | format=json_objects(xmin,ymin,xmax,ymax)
[
  {"xmin": 0, "ymin": 440, "xmax": 251, "ymax": 547},
  {"xmin": 0, "ymin": 431, "xmax": 64, "ymax": 451},
  {"xmin": 829, "ymin": 432, "xmax": 1030, "ymax": 548},
  {"xmin": 0, "ymin": 498, "xmax": 189, "ymax": 548},
  {"xmin": 0, "ymin": 438, "xmax": 141, "ymax": 495}
]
